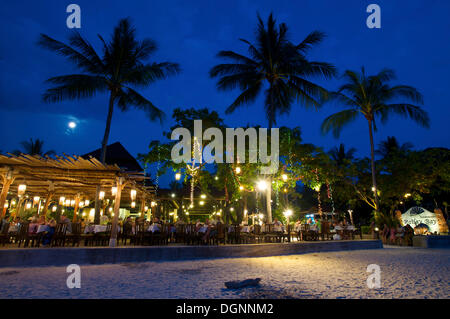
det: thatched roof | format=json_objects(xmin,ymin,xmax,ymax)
[{"xmin": 82, "ymin": 141, "xmax": 143, "ymax": 172}]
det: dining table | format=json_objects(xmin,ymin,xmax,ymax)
[{"xmin": 84, "ymin": 225, "xmax": 107, "ymax": 234}]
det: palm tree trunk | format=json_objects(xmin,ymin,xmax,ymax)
[
  {"xmin": 100, "ymin": 92, "xmax": 115, "ymax": 164},
  {"xmin": 265, "ymin": 88, "xmax": 274, "ymax": 223},
  {"xmin": 94, "ymin": 92, "xmax": 115, "ymax": 224},
  {"xmin": 368, "ymin": 119, "xmax": 380, "ymax": 211}
]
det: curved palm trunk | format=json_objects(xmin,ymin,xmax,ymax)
[
  {"xmin": 368, "ymin": 120, "xmax": 380, "ymax": 211},
  {"xmin": 265, "ymin": 93, "xmax": 274, "ymax": 223},
  {"xmin": 94, "ymin": 92, "xmax": 115, "ymax": 224}
]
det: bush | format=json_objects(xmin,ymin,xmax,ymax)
[{"xmin": 361, "ymin": 225, "xmax": 370, "ymax": 234}]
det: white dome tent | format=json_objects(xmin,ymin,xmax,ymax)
[{"xmin": 401, "ymin": 207, "xmax": 440, "ymax": 234}]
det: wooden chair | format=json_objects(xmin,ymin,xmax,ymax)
[
  {"xmin": 263, "ymin": 224, "xmax": 280, "ymax": 243},
  {"xmin": 51, "ymin": 223, "xmax": 68, "ymax": 247},
  {"xmin": 152, "ymin": 224, "xmax": 169, "ymax": 245},
  {"xmin": 121, "ymin": 223, "xmax": 133, "ymax": 245},
  {"xmin": 133, "ymin": 222, "xmax": 146, "ymax": 245},
  {"xmin": 212, "ymin": 223, "xmax": 226, "ymax": 245},
  {"xmin": 0, "ymin": 222, "xmax": 10, "ymax": 246},
  {"xmin": 186, "ymin": 224, "xmax": 201, "ymax": 245},
  {"xmin": 174, "ymin": 224, "xmax": 186, "ymax": 243},
  {"xmin": 300, "ymin": 224, "xmax": 310, "ymax": 241},
  {"xmin": 281, "ymin": 224, "xmax": 291, "ymax": 243},
  {"xmin": 95, "ymin": 224, "xmax": 112, "ymax": 246},
  {"xmin": 66, "ymin": 222, "xmax": 82, "ymax": 247},
  {"xmin": 227, "ymin": 224, "xmax": 242, "ymax": 244},
  {"xmin": 15, "ymin": 223, "xmax": 28, "ymax": 247}
]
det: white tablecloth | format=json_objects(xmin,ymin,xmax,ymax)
[
  {"xmin": 241, "ymin": 226, "xmax": 250, "ymax": 233},
  {"xmin": 84, "ymin": 225, "xmax": 107, "ymax": 233},
  {"xmin": 147, "ymin": 224, "xmax": 160, "ymax": 233},
  {"xmin": 198, "ymin": 226, "xmax": 208, "ymax": 233},
  {"xmin": 8, "ymin": 225, "xmax": 18, "ymax": 233}
]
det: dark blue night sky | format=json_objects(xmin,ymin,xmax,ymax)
[{"xmin": 1, "ymin": 0, "xmax": 449, "ymax": 186}]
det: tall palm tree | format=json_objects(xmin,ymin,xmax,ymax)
[
  {"xmin": 210, "ymin": 13, "xmax": 336, "ymax": 129},
  {"xmin": 321, "ymin": 67, "xmax": 429, "ymax": 211},
  {"xmin": 39, "ymin": 18, "xmax": 180, "ymax": 230},
  {"xmin": 376, "ymin": 136, "xmax": 413, "ymax": 158},
  {"xmin": 210, "ymin": 13, "xmax": 336, "ymax": 221},
  {"xmin": 13, "ymin": 138, "xmax": 55, "ymax": 156},
  {"xmin": 38, "ymin": 18, "xmax": 180, "ymax": 163},
  {"xmin": 329, "ymin": 143, "xmax": 356, "ymax": 167}
]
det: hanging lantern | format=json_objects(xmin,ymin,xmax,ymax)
[
  {"xmin": 33, "ymin": 196, "xmax": 40, "ymax": 205},
  {"xmin": 79, "ymin": 201, "xmax": 84, "ymax": 208},
  {"xmin": 59, "ymin": 196, "xmax": 65, "ymax": 205},
  {"xmin": 130, "ymin": 189, "xmax": 137, "ymax": 201},
  {"xmin": 111, "ymin": 187, "xmax": 117, "ymax": 196},
  {"xmin": 70, "ymin": 199, "xmax": 75, "ymax": 206},
  {"xmin": 239, "ymin": 185, "xmax": 244, "ymax": 191},
  {"xmin": 52, "ymin": 205, "xmax": 57, "ymax": 212},
  {"xmin": 144, "ymin": 206, "xmax": 149, "ymax": 212},
  {"xmin": 282, "ymin": 174, "xmax": 288, "ymax": 182},
  {"xmin": 131, "ymin": 201, "xmax": 136, "ymax": 208},
  {"xmin": 4, "ymin": 202, "xmax": 8, "ymax": 209},
  {"xmin": 151, "ymin": 201, "xmax": 157, "ymax": 207},
  {"xmin": 199, "ymin": 201, "xmax": 205, "ymax": 206},
  {"xmin": 18, "ymin": 184, "xmax": 26, "ymax": 196},
  {"xmin": 175, "ymin": 173, "xmax": 181, "ymax": 181},
  {"xmin": 200, "ymin": 194, "xmax": 206, "ymax": 199},
  {"xmin": 235, "ymin": 167, "xmax": 241, "ymax": 174},
  {"xmin": 26, "ymin": 202, "xmax": 32, "ymax": 209},
  {"xmin": 109, "ymin": 207, "xmax": 113, "ymax": 212},
  {"xmin": 11, "ymin": 199, "xmax": 16, "ymax": 206},
  {"xmin": 84, "ymin": 199, "xmax": 90, "ymax": 206},
  {"xmin": 65, "ymin": 199, "xmax": 70, "ymax": 206},
  {"xmin": 99, "ymin": 191, "xmax": 105, "ymax": 200}
]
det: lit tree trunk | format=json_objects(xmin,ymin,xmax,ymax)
[
  {"xmin": 72, "ymin": 195, "xmax": 80, "ymax": 222},
  {"xmin": 41, "ymin": 192, "xmax": 54, "ymax": 219},
  {"xmin": 266, "ymin": 176, "xmax": 272, "ymax": 223},
  {"xmin": 368, "ymin": 119, "xmax": 380, "ymax": 211},
  {"xmin": 109, "ymin": 177, "xmax": 124, "ymax": 247},
  {"xmin": 0, "ymin": 171, "xmax": 14, "ymax": 218},
  {"xmin": 95, "ymin": 92, "xmax": 115, "ymax": 224}
]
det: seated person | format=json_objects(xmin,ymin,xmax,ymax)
[
  {"xmin": 294, "ymin": 219, "xmax": 302, "ymax": 232},
  {"xmin": 273, "ymin": 218, "xmax": 283, "ymax": 232},
  {"xmin": 42, "ymin": 219, "xmax": 57, "ymax": 246},
  {"xmin": 123, "ymin": 217, "xmax": 133, "ymax": 234},
  {"xmin": 37, "ymin": 215, "xmax": 46, "ymax": 225},
  {"xmin": 28, "ymin": 217, "xmax": 39, "ymax": 234},
  {"xmin": 60, "ymin": 214, "xmax": 72, "ymax": 233}
]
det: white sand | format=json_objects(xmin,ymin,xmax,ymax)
[{"xmin": 0, "ymin": 247, "xmax": 448, "ymax": 299}]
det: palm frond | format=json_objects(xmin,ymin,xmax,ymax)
[
  {"xmin": 38, "ymin": 34, "xmax": 103, "ymax": 74},
  {"xmin": 117, "ymin": 87, "xmax": 165, "ymax": 122},
  {"xmin": 296, "ymin": 31, "xmax": 326, "ymax": 53},
  {"xmin": 225, "ymin": 82, "xmax": 263, "ymax": 114},
  {"xmin": 321, "ymin": 109, "xmax": 360, "ymax": 138},
  {"xmin": 42, "ymin": 75, "xmax": 107, "ymax": 102},
  {"xmin": 378, "ymin": 103, "xmax": 430, "ymax": 128}
]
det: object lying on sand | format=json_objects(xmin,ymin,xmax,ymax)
[{"xmin": 225, "ymin": 278, "xmax": 261, "ymax": 289}]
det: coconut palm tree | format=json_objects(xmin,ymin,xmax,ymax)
[
  {"xmin": 329, "ymin": 143, "xmax": 356, "ymax": 167},
  {"xmin": 210, "ymin": 13, "xmax": 336, "ymax": 222},
  {"xmin": 13, "ymin": 138, "xmax": 55, "ymax": 156},
  {"xmin": 38, "ymin": 18, "xmax": 180, "ymax": 163},
  {"xmin": 321, "ymin": 67, "xmax": 429, "ymax": 211},
  {"xmin": 376, "ymin": 136, "xmax": 413, "ymax": 158},
  {"xmin": 210, "ymin": 13, "xmax": 336, "ymax": 129}
]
